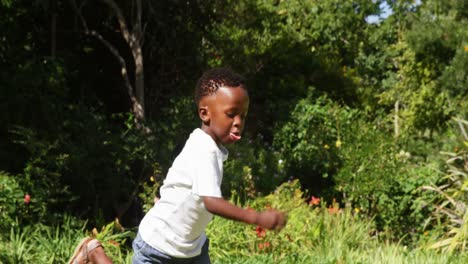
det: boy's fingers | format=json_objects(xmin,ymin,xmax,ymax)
[{"xmin": 273, "ymin": 212, "xmax": 286, "ymax": 231}]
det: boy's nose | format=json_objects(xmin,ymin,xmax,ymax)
[{"xmin": 233, "ymin": 116, "xmax": 243, "ymax": 128}]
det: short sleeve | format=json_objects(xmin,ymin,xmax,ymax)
[{"xmin": 192, "ymin": 150, "xmax": 223, "ymax": 198}]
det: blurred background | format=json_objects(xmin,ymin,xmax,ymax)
[{"xmin": 0, "ymin": 0, "xmax": 467, "ymax": 262}]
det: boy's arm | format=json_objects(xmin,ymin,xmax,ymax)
[{"xmin": 202, "ymin": 196, "xmax": 287, "ymax": 230}]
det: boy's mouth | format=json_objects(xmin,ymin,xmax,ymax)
[{"xmin": 229, "ymin": 132, "xmax": 241, "ymax": 142}]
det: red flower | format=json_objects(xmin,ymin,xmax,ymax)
[
  {"xmin": 24, "ymin": 194, "xmax": 31, "ymax": 204},
  {"xmin": 255, "ymin": 226, "xmax": 266, "ymax": 238},
  {"xmin": 258, "ymin": 242, "xmax": 271, "ymax": 250},
  {"xmin": 309, "ymin": 196, "xmax": 320, "ymax": 206}
]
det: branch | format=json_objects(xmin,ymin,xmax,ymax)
[
  {"xmin": 102, "ymin": 0, "xmax": 131, "ymax": 45},
  {"xmin": 68, "ymin": 0, "xmax": 137, "ymax": 108},
  {"xmin": 88, "ymin": 30, "xmax": 137, "ymax": 104}
]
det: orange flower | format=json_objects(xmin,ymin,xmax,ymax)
[
  {"xmin": 328, "ymin": 207, "xmax": 340, "ymax": 214},
  {"xmin": 255, "ymin": 226, "xmax": 266, "ymax": 238},
  {"xmin": 309, "ymin": 196, "xmax": 320, "ymax": 206},
  {"xmin": 258, "ymin": 242, "xmax": 271, "ymax": 250}
]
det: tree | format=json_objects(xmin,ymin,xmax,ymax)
[
  {"xmin": 70, "ymin": 0, "xmax": 145, "ymax": 122},
  {"xmin": 202, "ymin": 0, "xmax": 381, "ymax": 139}
]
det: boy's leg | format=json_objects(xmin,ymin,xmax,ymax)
[
  {"xmin": 69, "ymin": 237, "xmax": 113, "ymax": 264},
  {"xmin": 88, "ymin": 247, "xmax": 113, "ymax": 264},
  {"xmin": 132, "ymin": 233, "xmax": 173, "ymax": 264}
]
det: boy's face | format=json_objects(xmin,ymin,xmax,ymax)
[{"xmin": 199, "ymin": 85, "xmax": 249, "ymax": 145}]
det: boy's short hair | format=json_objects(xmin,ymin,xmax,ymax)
[{"xmin": 195, "ymin": 67, "xmax": 246, "ymax": 104}]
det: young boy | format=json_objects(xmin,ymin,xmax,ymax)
[
  {"xmin": 68, "ymin": 67, "xmax": 286, "ymax": 264},
  {"xmin": 132, "ymin": 67, "xmax": 287, "ymax": 263}
]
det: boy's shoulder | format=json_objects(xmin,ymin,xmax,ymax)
[
  {"xmin": 187, "ymin": 129, "xmax": 216, "ymax": 150},
  {"xmin": 184, "ymin": 128, "xmax": 228, "ymax": 159}
]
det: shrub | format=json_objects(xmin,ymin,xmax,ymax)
[
  {"xmin": 0, "ymin": 170, "xmax": 47, "ymax": 232},
  {"xmin": 334, "ymin": 117, "xmax": 440, "ymax": 242},
  {"xmin": 273, "ymin": 94, "xmax": 358, "ymax": 196},
  {"xmin": 223, "ymin": 136, "xmax": 287, "ymax": 202},
  {"xmin": 0, "ymin": 172, "xmax": 25, "ymax": 231},
  {"xmin": 9, "ymin": 108, "xmax": 162, "ymax": 227}
]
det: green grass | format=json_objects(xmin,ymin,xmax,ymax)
[
  {"xmin": 0, "ymin": 181, "xmax": 466, "ymax": 263},
  {"xmin": 213, "ymin": 250, "xmax": 468, "ymax": 264},
  {"xmin": 0, "ymin": 216, "xmax": 133, "ymax": 264},
  {"xmin": 207, "ymin": 180, "xmax": 468, "ymax": 264}
]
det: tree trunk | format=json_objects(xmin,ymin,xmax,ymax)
[{"xmin": 103, "ymin": 0, "xmax": 145, "ymax": 121}]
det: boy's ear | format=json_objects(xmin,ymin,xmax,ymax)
[{"xmin": 198, "ymin": 106, "xmax": 210, "ymax": 123}]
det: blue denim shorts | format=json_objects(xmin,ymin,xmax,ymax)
[{"xmin": 131, "ymin": 233, "xmax": 211, "ymax": 264}]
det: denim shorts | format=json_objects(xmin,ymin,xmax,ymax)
[{"xmin": 132, "ymin": 233, "xmax": 211, "ymax": 264}]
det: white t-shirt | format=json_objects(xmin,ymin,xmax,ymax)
[{"xmin": 138, "ymin": 128, "xmax": 228, "ymax": 258}]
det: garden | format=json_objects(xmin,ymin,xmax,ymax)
[{"xmin": 1, "ymin": 0, "xmax": 467, "ymax": 263}]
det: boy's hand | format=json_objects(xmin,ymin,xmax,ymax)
[{"xmin": 255, "ymin": 209, "xmax": 287, "ymax": 231}]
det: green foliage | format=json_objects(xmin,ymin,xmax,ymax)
[
  {"xmin": 207, "ymin": 180, "xmax": 373, "ymax": 261},
  {"xmin": 273, "ymin": 94, "xmax": 357, "ymax": 194},
  {"xmin": 224, "ymin": 136, "xmax": 287, "ymax": 201},
  {"xmin": 423, "ymin": 118, "xmax": 468, "ymax": 252},
  {"xmin": 438, "ymin": 48, "xmax": 468, "ymax": 99},
  {"xmin": 10, "ymin": 126, "xmax": 74, "ymax": 225},
  {"xmin": 138, "ymin": 175, "xmax": 161, "ymax": 214},
  {"xmin": 150, "ymin": 96, "xmax": 199, "ymax": 166},
  {"xmin": 0, "ymin": 215, "xmax": 85, "ymax": 263},
  {"xmin": 202, "ymin": 0, "xmax": 380, "ymax": 141},
  {"xmin": 90, "ymin": 220, "xmax": 135, "ymax": 263},
  {"xmin": 334, "ymin": 117, "xmax": 442, "ymax": 242},
  {"xmin": 1, "ymin": 0, "xmax": 468, "ymax": 258},
  {"xmin": 8, "ymin": 108, "xmax": 162, "ymax": 226},
  {"xmin": 0, "ymin": 225, "xmax": 36, "ymax": 263},
  {"xmin": 378, "ymin": 40, "xmax": 453, "ymax": 135},
  {"xmin": 207, "ymin": 180, "xmax": 468, "ymax": 263},
  {"xmin": 0, "ymin": 172, "xmax": 27, "ymax": 232},
  {"xmin": 0, "ymin": 215, "xmax": 133, "ymax": 264}
]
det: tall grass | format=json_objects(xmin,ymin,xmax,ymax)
[
  {"xmin": 0, "ymin": 216, "xmax": 133, "ymax": 264},
  {"xmin": 0, "ymin": 225, "xmax": 36, "ymax": 263},
  {"xmin": 207, "ymin": 180, "xmax": 467, "ymax": 263}
]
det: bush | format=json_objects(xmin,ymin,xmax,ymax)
[
  {"xmin": 223, "ymin": 135, "xmax": 287, "ymax": 202},
  {"xmin": 9, "ymin": 108, "xmax": 162, "ymax": 227},
  {"xmin": 0, "ymin": 171, "xmax": 28, "ymax": 232},
  {"xmin": 334, "ymin": 117, "xmax": 441, "ymax": 242},
  {"xmin": 273, "ymin": 94, "xmax": 358, "ymax": 196}
]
